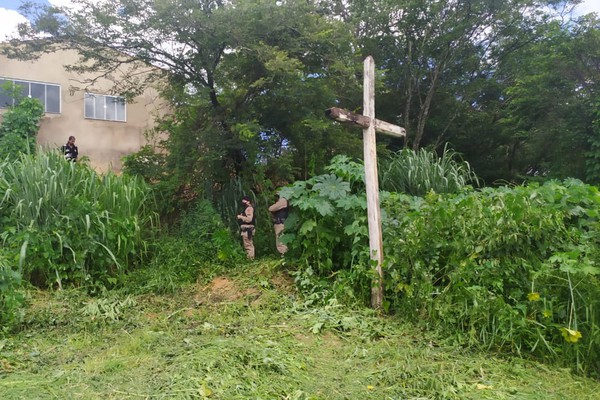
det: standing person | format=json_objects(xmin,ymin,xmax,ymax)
[
  {"xmin": 269, "ymin": 192, "xmax": 289, "ymax": 255},
  {"xmin": 237, "ymin": 195, "xmax": 256, "ymax": 260},
  {"xmin": 62, "ymin": 136, "xmax": 78, "ymax": 162}
]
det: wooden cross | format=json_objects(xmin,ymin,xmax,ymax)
[{"xmin": 326, "ymin": 56, "xmax": 406, "ymax": 309}]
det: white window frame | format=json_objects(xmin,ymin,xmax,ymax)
[
  {"xmin": 0, "ymin": 77, "xmax": 61, "ymax": 114},
  {"xmin": 84, "ymin": 93, "xmax": 127, "ymax": 122}
]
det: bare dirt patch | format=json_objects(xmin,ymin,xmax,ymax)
[
  {"xmin": 193, "ymin": 277, "xmax": 259, "ymax": 305},
  {"xmin": 270, "ymin": 270, "xmax": 296, "ymax": 293}
]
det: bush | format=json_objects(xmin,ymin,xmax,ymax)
[
  {"xmin": 383, "ymin": 179, "xmax": 600, "ymax": 375},
  {"xmin": 0, "ymin": 97, "xmax": 44, "ymax": 160},
  {"xmin": 279, "ymin": 155, "xmax": 372, "ymax": 304},
  {"xmin": 283, "ymin": 153, "xmax": 600, "ymax": 375}
]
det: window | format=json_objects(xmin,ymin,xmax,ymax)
[
  {"xmin": 0, "ymin": 77, "xmax": 61, "ymax": 113},
  {"xmin": 84, "ymin": 93, "xmax": 126, "ymax": 122}
]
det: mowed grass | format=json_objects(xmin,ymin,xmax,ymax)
[{"xmin": 1, "ymin": 262, "xmax": 599, "ymax": 400}]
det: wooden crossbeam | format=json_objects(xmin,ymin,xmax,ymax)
[{"xmin": 325, "ymin": 107, "xmax": 406, "ymax": 138}]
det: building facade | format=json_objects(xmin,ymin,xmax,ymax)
[{"xmin": 0, "ymin": 47, "xmax": 166, "ymax": 172}]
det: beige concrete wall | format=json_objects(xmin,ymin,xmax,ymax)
[{"xmin": 0, "ymin": 48, "xmax": 167, "ymax": 172}]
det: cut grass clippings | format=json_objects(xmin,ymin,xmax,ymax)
[{"xmin": 1, "ymin": 261, "xmax": 599, "ymax": 400}]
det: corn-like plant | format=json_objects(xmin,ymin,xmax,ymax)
[
  {"xmin": 0, "ymin": 150, "xmax": 157, "ymax": 289},
  {"xmin": 379, "ymin": 145, "xmax": 479, "ymax": 196}
]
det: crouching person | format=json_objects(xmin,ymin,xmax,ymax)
[{"xmin": 237, "ymin": 195, "xmax": 256, "ymax": 259}]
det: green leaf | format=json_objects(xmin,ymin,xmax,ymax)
[
  {"xmin": 312, "ymin": 174, "xmax": 350, "ymax": 201},
  {"xmin": 313, "ymin": 200, "xmax": 334, "ymax": 216},
  {"xmin": 299, "ymin": 219, "xmax": 317, "ymax": 235}
]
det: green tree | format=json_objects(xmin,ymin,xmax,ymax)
[
  {"xmin": 329, "ymin": 0, "xmax": 574, "ymax": 151},
  {"xmin": 458, "ymin": 15, "xmax": 600, "ymax": 183},
  {"xmin": 9, "ymin": 0, "xmax": 364, "ymax": 188}
]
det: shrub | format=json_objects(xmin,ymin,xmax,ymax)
[
  {"xmin": 383, "ymin": 179, "xmax": 600, "ymax": 375},
  {"xmin": 0, "ymin": 97, "xmax": 44, "ymax": 160},
  {"xmin": 284, "ymin": 153, "xmax": 600, "ymax": 375},
  {"xmin": 279, "ymin": 155, "xmax": 372, "ymax": 304}
]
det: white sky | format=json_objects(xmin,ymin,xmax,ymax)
[
  {"xmin": 1, "ymin": 0, "xmax": 599, "ymax": 42},
  {"xmin": 577, "ymin": 0, "xmax": 600, "ymax": 15},
  {"xmin": 0, "ymin": 0, "xmax": 73, "ymax": 41}
]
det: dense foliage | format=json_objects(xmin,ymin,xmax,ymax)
[
  {"xmin": 0, "ymin": 97, "xmax": 44, "ymax": 161},
  {"xmin": 282, "ymin": 154, "xmax": 600, "ymax": 375},
  {"xmin": 9, "ymin": 0, "xmax": 599, "ymax": 186},
  {"xmin": 2, "ymin": 0, "xmax": 600, "ymax": 379},
  {"xmin": 383, "ymin": 180, "xmax": 600, "ymax": 375}
]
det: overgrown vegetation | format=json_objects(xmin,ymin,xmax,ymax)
[
  {"xmin": 1, "ymin": 264, "xmax": 598, "ymax": 399},
  {"xmin": 0, "ymin": 96, "xmax": 44, "ymax": 161},
  {"xmin": 122, "ymin": 199, "xmax": 244, "ymax": 295},
  {"xmin": 0, "ymin": 151, "xmax": 156, "ymax": 291},
  {"xmin": 383, "ymin": 180, "xmax": 600, "ymax": 375},
  {"xmin": 281, "ymin": 156, "xmax": 600, "ymax": 376},
  {"xmin": 379, "ymin": 145, "xmax": 480, "ymax": 195},
  {"xmin": 2, "ymin": 0, "xmax": 600, "ymax": 388}
]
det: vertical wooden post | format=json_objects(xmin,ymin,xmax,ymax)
[
  {"xmin": 362, "ymin": 56, "xmax": 384, "ymax": 309},
  {"xmin": 326, "ymin": 56, "xmax": 405, "ymax": 310}
]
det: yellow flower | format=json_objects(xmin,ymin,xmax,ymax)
[
  {"xmin": 527, "ymin": 292, "xmax": 541, "ymax": 301},
  {"xmin": 560, "ymin": 327, "xmax": 583, "ymax": 343},
  {"xmin": 542, "ymin": 310, "xmax": 552, "ymax": 318},
  {"xmin": 367, "ymin": 385, "xmax": 375, "ymax": 391}
]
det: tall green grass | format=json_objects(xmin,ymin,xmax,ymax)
[
  {"xmin": 0, "ymin": 150, "xmax": 157, "ymax": 289},
  {"xmin": 379, "ymin": 145, "xmax": 479, "ymax": 195}
]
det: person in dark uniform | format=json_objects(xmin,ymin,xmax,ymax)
[
  {"xmin": 237, "ymin": 195, "xmax": 256, "ymax": 259},
  {"xmin": 62, "ymin": 136, "xmax": 78, "ymax": 162},
  {"xmin": 269, "ymin": 192, "xmax": 289, "ymax": 255}
]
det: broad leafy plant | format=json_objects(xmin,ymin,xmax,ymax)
[{"xmin": 280, "ymin": 155, "xmax": 373, "ymax": 303}]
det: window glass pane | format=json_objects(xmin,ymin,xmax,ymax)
[
  {"xmin": 106, "ymin": 96, "xmax": 117, "ymax": 121},
  {"xmin": 46, "ymin": 84, "xmax": 60, "ymax": 113},
  {"xmin": 13, "ymin": 80, "xmax": 29, "ymax": 105},
  {"xmin": 0, "ymin": 79, "xmax": 12, "ymax": 108},
  {"xmin": 116, "ymin": 97, "xmax": 126, "ymax": 121},
  {"xmin": 31, "ymin": 83, "xmax": 45, "ymax": 108},
  {"xmin": 94, "ymin": 95, "xmax": 105, "ymax": 119},
  {"xmin": 84, "ymin": 93, "xmax": 94, "ymax": 118},
  {"xmin": 83, "ymin": 93, "xmax": 126, "ymax": 121}
]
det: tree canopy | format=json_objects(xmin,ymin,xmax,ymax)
[{"xmin": 5, "ymin": 0, "xmax": 600, "ymax": 185}]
